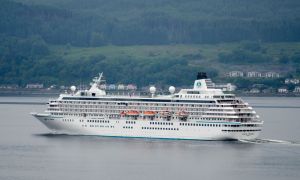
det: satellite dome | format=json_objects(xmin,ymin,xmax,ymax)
[
  {"xmin": 149, "ymin": 86, "xmax": 156, "ymax": 94},
  {"xmin": 70, "ymin": 86, "xmax": 76, "ymax": 92},
  {"xmin": 169, "ymin": 86, "xmax": 175, "ymax": 94}
]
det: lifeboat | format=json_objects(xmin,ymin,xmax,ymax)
[
  {"xmin": 120, "ymin": 111, "xmax": 126, "ymax": 117},
  {"xmin": 160, "ymin": 111, "xmax": 171, "ymax": 117},
  {"xmin": 176, "ymin": 111, "xmax": 189, "ymax": 121},
  {"xmin": 126, "ymin": 110, "xmax": 140, "ymax": 116},
  {"xmin": 143, "ymin": 111, "xmax": 156, "ymax": 116},
  {"xmin": 160, "ymin": 111, "xmax": 172, "ymax": 121}
]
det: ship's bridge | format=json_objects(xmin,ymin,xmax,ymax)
[{"xmin": 174, "ymin": 72, "xmax": 232, "ymax": 99}]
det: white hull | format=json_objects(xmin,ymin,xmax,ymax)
[
  {"xmin": 33, "ymin": 113, "xmax": 262, "ymax": 140},
  {"xmin": 31, "ymin": 72, "xmax": 264, "ymax": 141}
]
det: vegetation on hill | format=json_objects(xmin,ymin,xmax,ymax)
[
  {"xmin": 0, "ymin": 0, "xmax": 300, "ymax": 87},
  {"xmin": 4, "ymin": 0, "xmax": 300, "ymax": 46},
  {"xmin": 1, "ymin": 34, "xmax": 300, "ymax": 87}
]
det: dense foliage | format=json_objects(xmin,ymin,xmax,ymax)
[
  {"xmin": 2, "ymin": 0, "xmax": 300, "ymax": 46},
  {"xmin": 1, "ymin": 0, "xmax": 300, "ymax": 86}
]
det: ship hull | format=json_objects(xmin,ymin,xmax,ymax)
[{"xmin": 32, "ymin": 113, "xmax": 262, "ymax": 141}]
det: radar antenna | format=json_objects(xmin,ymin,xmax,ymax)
[{"xmin": 91, "ymin": 72, "xmax": 106, "ymax": 87}]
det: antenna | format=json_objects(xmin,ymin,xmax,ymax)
[{"xmin": 92, "ymin": 72, "xmax": 106, "ymax": 88}]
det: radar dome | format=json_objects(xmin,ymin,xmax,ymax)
[
  {"xmin": 149, "ymin": 86, "xmax": 156, "ymax": 94},
  {"xmin": 169, "ymin": 86, "xmax": 175, "ymax": 94},
  {"xmin": 70, "ymin": 86, "xmax": 76, "ymax": 92}
]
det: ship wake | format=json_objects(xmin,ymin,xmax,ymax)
[{"xmin": 239, "ymin": 138, "xmax": 300, "ymax": 145}]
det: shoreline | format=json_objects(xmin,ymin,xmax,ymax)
[{"xmin": 0, "ymin": 89, "xmax": 300, "ymax": 97}]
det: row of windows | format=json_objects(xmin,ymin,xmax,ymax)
[
  {"xmin": 205, "ymin": 113, "xmax": 252, "ymax": 116},
  {"xmin": 142, "ymin": 127, "xmax": 179, "ymax": 131},
  {"xmin": 224, "ymin": 124, "xmax": 240, "ymax": 127},
  {"xmin": 52, "ymin": 104, "xmax": 219, "ymax": 110},
  {"xmin": 123, "ymin": 126, "xmax": 133, "ymax": 129},
  {"xmin": 178, "ymin": 123, "xmax": 257, "ymax": 128},
  {"xmin": 222, "ymin": 129, "xmax": 261, "ymax": 132},
  {"xmin": 179, "ymin": 123, "xmax": 222, "ymax": 127},
  {"xmin": 149, "ymin": 121, "xmax": 173, "ymax": 126},
  {"xmin": 126, "ymin": 121, "xmax": 136, "ymax": 124},
  {"xmin": 87, "ymin": 120, "xmax": 109, "ymax": 123},
  {"xmin": 89, "ymin": 125, "xmax": 114, "ymax": 128},
  {"xmin": 62, "ymin": 97, "xmax": 216, "ymax": 104},
  {"xmin": 53, "ymin": 100, "xmax": 247, "ymax": 111},
  {"xmin": 62, "ymin": 119, "xmax": 74, "ymax": 122},
  {"xmin": 241, "ymin": 124, "xmax": 261, "ymax": 127},
  {"xmin": 55, "ymin": 100, "xmax": 219, "ymax": 108}
]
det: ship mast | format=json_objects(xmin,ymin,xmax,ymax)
[{"xmin": 91, "ymin": 72, "xmax": 105, "ymax": 88}]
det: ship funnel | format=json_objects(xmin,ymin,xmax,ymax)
[
  {"xmin": 197, "ymin": 72, "xmax": 207, "ymax": 80},
  {"xmin": 194, "ymin": 72, "xmax": 209, "ymax": 90}
]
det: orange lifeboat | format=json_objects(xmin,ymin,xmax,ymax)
[
  {"xmin": 143, "ymin": 111, "xmax": 156, "ymax": 116},
  {"xmin": 120, "ymin": 111, "xmax": 126, "ymax": 116},
  {"xmin": 126, "ymin": 110, "xmax": 140, "ymax": 116}
]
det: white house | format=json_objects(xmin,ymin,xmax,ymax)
[
  {"xmin": 117, "ymin": 84, "xmax": 126, "ymax": 90},
  {"xmin": 227, "ymin": 71, "xmax": 244, "ymax": 77},
  {"xmin": 26, "ymin": 83, "xmax": 44, "ymax": 89},
  {"xmin": 285, "ymin": 79, "xmax": 300, "ymax": 85},
  {"xmin": 250, "ymin": 88, "xmax": 260, "ymax": 93},
  {"xmin": 214, "ymin": 83, "xmax": 237, "ymax": 91},
  {"xmin": 247, "ymin": 71, "xmax": 262, "ymax": 78},
  {"xmin": 100, "ymin": 84, "xmax": 107, "ymax": 90},
  {"xmin": 294, "ymin": 86, "xmax": 300, "ymax": 93},
  {"xmin": 264, "ymin": 72, "xmax": 280, "ymax": 78},
  {"xmin": 108, "ymin": 84, "xmax": 116, "ymax": 90},
  {"xmin": 278, "ymin": 87, "xmax": 288, "ymax": 93},
  {"xmin": 127, "ymin": 84, "xmax": 137, "ymax": 90}
]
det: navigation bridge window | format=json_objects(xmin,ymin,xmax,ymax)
[{"xmin": 187, "ymin": 91, "xmax": 200, "ymax": 94}]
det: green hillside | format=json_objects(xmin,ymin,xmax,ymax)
[
  {"xmin": 1, "ymin": 0, "xmax": 300, "ymax": 87},
  {"xmin": 2, "ymin": 38, "xmax": 299, "ymax": 86},
  {"xmin": 4, "ymin": 0, "xmax": 300, "ymax": 45}
]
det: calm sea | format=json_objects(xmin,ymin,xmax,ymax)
[{"xmin": 0, "ymin": 96, "xmax": 300, "ymax": 180}]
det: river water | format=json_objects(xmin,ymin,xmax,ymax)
[{"xmin": 0, "ymin": 96, "xmax": 299, "ymax": 180}]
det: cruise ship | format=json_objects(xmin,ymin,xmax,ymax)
[{"xmin": 31, "ymin": 72, "xmax": 263, "ymax": 140}]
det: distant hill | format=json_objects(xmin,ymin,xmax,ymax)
[
  {"xmin": 0, "ymin": 0, "xmax": 300, "ymax": 87},
  {"xmin": 4, "ymin": 0, "xmax": 300, "ymax": 46}
]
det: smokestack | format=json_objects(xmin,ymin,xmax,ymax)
[{"xmin": 197, "ymin": 72, "xmax": 207, "ymax": 80}]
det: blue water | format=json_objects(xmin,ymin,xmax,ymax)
[{"xmin": 0, "ymin": 96, "xmax": 299, "ymax": 180}]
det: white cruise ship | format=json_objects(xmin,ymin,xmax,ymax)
[{"xmin": 31, "ymin": 72, "xmax": 263, "ymax": 140}]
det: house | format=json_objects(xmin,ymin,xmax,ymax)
[
  {"xmin": 278, "ymin": 87, "xmax": 288, "ymax": 93},
  {"xmin": 227, "ymin": 71, "xmax": 244, "ymax": 77},
  {"xmin": 117, "ymin": 84, "xmax": 125, "ymax": 90},
  {"xmin": 285, "ymin": 78, "xmax": 300, "ymax": 85},
  {"xmin": 60, "ymin": 86, "xmax": 67, "ymax": 90},
  {"xmin": 49, "ymin": 85, "xmax": 56, "ymax": 89},
  {"xmin": 294, "ymin": 86, "xmax": 300, "ymax": 93},
  {"xmin": 264, "ymin": 72, "xmax": 280, "ymax": 78},
  {"xmin": 26, "ymin": 83, "xmax": 43, "ymax": 89},
  {"xmin": 214, "ymin": 83, "xmax": 236, "ymax": 91},
  {"xmin": 108, "ymin": 84, "xmax": 116, "ymax": 90},
  {"xmin": 127, "ymin": 84, "xmax": 137, "ymax": 90},
  {"xmin": 247, "ymin": 71, "xmax": 262, "ymax": 78},
  {"xmin": 0, "ymin": 84, "xmax": 19, "ymax": 89},
  {"xmin": 100, "ymin": 84, "xmax": 107, "ymax": 89},
  {"xmin": 250, "ymin": 88, "xmax": 260, "ymax": 93},
  {"xmin": 252, "ymin": 84, "xmax": 265, "ymax": 88},
  {"xmin": 262, "ymin": 88, "xmax": 275, "ymax": 94}
]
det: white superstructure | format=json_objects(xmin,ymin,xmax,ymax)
[{"xmin": 31, "ymin": 72, "xmax": 263, "ymax": 140}]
